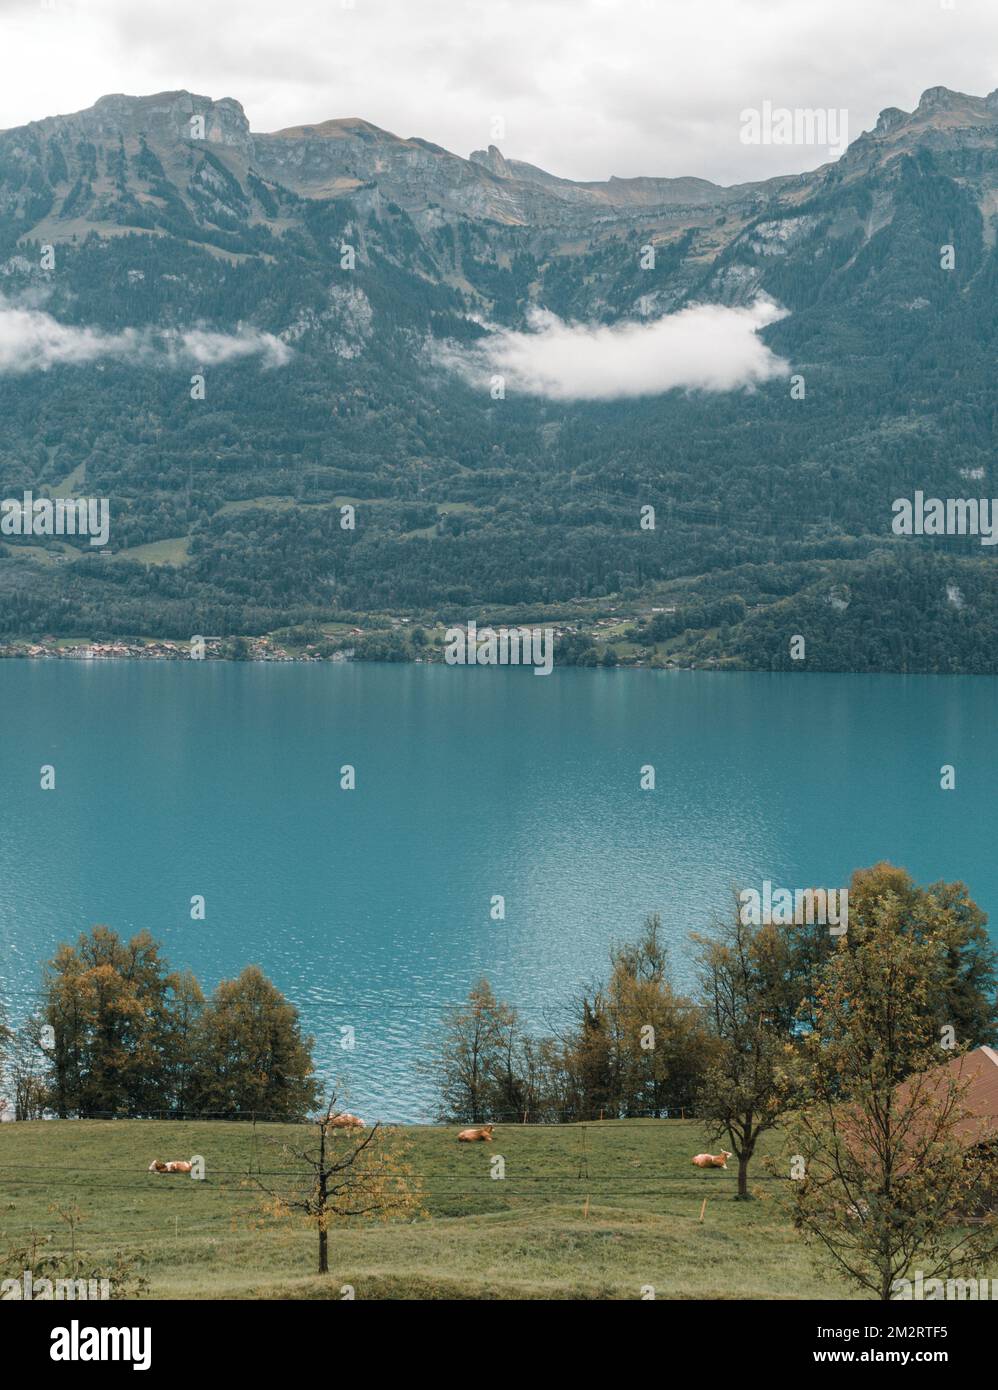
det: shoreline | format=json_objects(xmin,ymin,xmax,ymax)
[
  {"xmin": 0, "ymin": 640, "xmax": 326, "ymax": 664},
  {"xmin": 0, "ymin": 629, "xmax": 699, "ymax": 670},
  {"xmin": 0, "ymin": 644, "xmax": 992, "ymax": 678},
  {"xmin": 0, "ymin": 644, "xmax": 690, "ymax": 669}
]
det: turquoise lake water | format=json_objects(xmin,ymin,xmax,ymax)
[{"xmin": 0, "ymin": 662, "xmax": 994, "ymax": 1120}]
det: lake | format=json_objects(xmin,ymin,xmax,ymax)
[{"xmin": 0, "ymin": 661, "xmax": 994, "ymax": 1120}]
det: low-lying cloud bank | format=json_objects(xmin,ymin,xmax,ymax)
[
  {"xmin": 0, "ymin": 298, "xmax": 291, "ymax": 374},
  {"xmin": 438, "ymin": 298, "xmax": 790, "ymax": 400}
]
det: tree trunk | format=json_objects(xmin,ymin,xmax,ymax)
[
  {"xmin": 317, "ymin": 1119, "xmax": 329, "ymax": 1273},
  {"xmin": 737, "ymin": 1153, "xmax": 750, "ymax": 1199}
]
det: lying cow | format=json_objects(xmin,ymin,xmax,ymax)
[
  {"xmin": 691, "ymin": 1150, "xmax": 732, "ymax": 1170},
  {"xmin": 329, "ymin": 1112, "xmax": 365, "ymax": 1130},
  {"xmin": 457, "ymin": 1125, "xmax": 494, "ymax": 1142},
  {"xmin": 148, "ymin": 1159, "xmax": 193, "ymax": 1174}
]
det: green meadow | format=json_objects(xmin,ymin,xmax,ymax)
[{"xmin": 0, "ymin": 1118, "xmax": 862, "ymax": 1300}]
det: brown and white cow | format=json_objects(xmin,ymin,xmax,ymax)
[
  {"xmin": 329, "ymin": 1112, "xmax": 365, "ymax": 1130},
  {"xmin": 148, "ymin": 1159, "xmax": 193, "ymax": 1174},
  {"xmin": 457, "ymin": 1125, "xmax": 494, "ymax": 1142},
  {"xmin": 691, "ymin": 1150, "xmax": 732, "ymax": 1170}
]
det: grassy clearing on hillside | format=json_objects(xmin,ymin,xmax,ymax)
[
  {"xmin": 0, "ymin": 1118, "xmax": 870, "ymax": 1300},
  {"xmin": 106, "ymin": 537, "xmax": 192, "ymax": 566}
]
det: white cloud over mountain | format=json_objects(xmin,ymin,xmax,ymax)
[
  {"xmin": 0, "ymin": 298, "xmax": 291, "ymax": 374},
  {"xmin": 438, "ymin": 298, "xmax": 790, "ymax": 401}
]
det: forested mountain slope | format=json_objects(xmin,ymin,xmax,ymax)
[{"xmin": 1, "ymin": 86, "xmax": 996, "ymax": 671}]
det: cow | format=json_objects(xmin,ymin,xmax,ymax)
[
  {"xmin": 328, "ymin": 1112, "xmax": 365, "ymax": 1130},
  {"xmin": 148, "ymin": 1159, "xmax": 193, "ymax": 1174},
  {"xmin": 457, "ymin": 1125, "xmax": 494, "ymax": 1142},
  {"xmin": 691, "ymin": 1150, "xmax": 732, "ymax": 1170}
]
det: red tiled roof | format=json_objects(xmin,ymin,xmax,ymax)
[{"xmin": 898, "ymin": 1046, "xmax": 998, "ymax": 1147}]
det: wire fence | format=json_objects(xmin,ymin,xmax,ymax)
[
  {"xmin": 1, "ymin": 1108, "xmax": 766, "ymax": 1248},
  {"xmin": 2, "ymin": 1108, "xmax": 704, "ymax": 1125}
]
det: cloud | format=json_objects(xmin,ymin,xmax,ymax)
[
  {"xmin": 0, "ymin": 298, "xmax": 291, "ymax": 374},
  {"xmin": 170, "ymin": 327, "xmax": 292, "ymax": 368},
  {"xmin": 437, "ymin": 298, "xmax": 790, "ymax": 401}
]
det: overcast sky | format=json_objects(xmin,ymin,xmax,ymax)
[{"xmin": 3, "ymin": 0, "xmax": 998, "ymax": 184}]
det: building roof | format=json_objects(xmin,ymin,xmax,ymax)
[
  {"xmin": 898, "ymin": 1045, "xmax": 998, "ymax": 1148},
  {"xmin": 937, "ymin": 1045, "xmax": 998, "ymax": 1145}
]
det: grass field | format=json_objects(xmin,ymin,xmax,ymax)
[
  {"xmin": 0, "ymin": 1118, "xmax": 870, "ymax": 1300},
  {"xmin": 106, "ymin": 537, "xmax": 192, "ymax": 566}
]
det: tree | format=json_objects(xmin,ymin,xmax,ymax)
[
  {"xmin": 430, "ymin": 979, "xmax": 518, "ymax": 1122},
  {"xmin": 786, "ymin": 898, "xmax": 998, "ymax": 1300},
  {"xmin": 0, "ymin": 1212, "xmax": 149, "ymax": 1301},
  {"xmin": 252, "ymin": 1096, "xmax": 420, "ymax": 1275},
  {"xmin": 0, "ymin": 993, "xmax": 10, "ymax": 1121},
  {"xmin": 166, "ymin": 969, "xmax": 204, "ymax": 1119},
  {"xmin": 568, "ymin": 915, "xmax": 709, "ymax": 1118},
  {"xmin": 789, "ymin": 863, "xmax": 998, "ymax": 1046},
  {"xmin": 431, "ymin": 925, "xmax": 712, "ymax": 1125},
  {"xmin": 189, "ymin": 965, "xmax": 319, "ymax": 1121},
  {"xmin": 694, "ymin": 905, "xmax": 796, "ymax": 1198},
  {"xmin": 510, "ymin": 1032, "xmax": 573, "ymax": 1123},
  {"xmin": 7, "ymin": 1014, "xmax": 50, "ymax": 1121},
  {"xmin": 41, "ymin": 926, "xmax": 178, "ymax": 1117}
]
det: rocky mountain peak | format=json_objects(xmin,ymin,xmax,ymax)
[
  {"xmin": 843, "ymin": 85, "xmax": 998, "ymax": 179},
  {"xmin": 6, "ymin": 83, "xmax": 998, "ymax": 256},
  {"xmin": 469, "ymin": 144, "xmax": 511, "ymax": 178},
  {"xmin": 873, "ymin": 106, "xmax": 908, "ymax": 135},
  {"xmin": 915, "ymin": 85, "xmax": 970, "ymax": 113},
  {"xmin": 30, "ymin": 90, "xmax": 252, "ymax": 154}
]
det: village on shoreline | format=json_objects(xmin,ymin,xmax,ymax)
[
  {"xmin": 0, "ymin": 636, "xmax": 333, "ymax": 663},
  {"xmin": 0, "ymin": 606, "xmax": 714, "ymax": 670}
]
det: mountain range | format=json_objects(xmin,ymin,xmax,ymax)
[{"xmin": 1, "ymin": 86, "xmax": 997, "ymax": 671}]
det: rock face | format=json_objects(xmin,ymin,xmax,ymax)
[
  {"xmin": 27, "ymin": 91, "xmax": 253, "ymax": 153},
  {"xmin": 844, "ymin": 86, "xmax": 998, "ymax": 172},
  {"xmin": 4, "ymin": 83, "xmax": 998, "ymax": 262},
  {"xmin": 3, "ymin": 82, "xmax": 998, "ymax": 313},
  {"xmin": 0, "ymin": 87, "xmax": 790, "ymax": 249},
  {"xmin": 469, "ymin": 144, "xmax": 511, "ymax": 178},
  {"xmin": 874, "ymin": 107, "xmax": 907, "ymax": 135}
]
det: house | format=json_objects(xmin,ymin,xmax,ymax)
[
  {"xmin": 915, "ymin": 1044, "xmax": 998, "ymax": 1148},
  {"xmin": 839, "ymin": 1046, "xmax": 998, "ymax": 1159}
]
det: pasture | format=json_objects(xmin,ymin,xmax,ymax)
[{"xmin": 1, "ymin": 1118, "xmax": 861, "ymax": 1299}]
